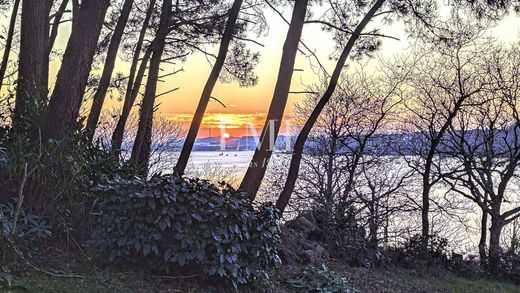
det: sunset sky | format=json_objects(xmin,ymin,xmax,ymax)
[{"xmin": 46, "ymin": 3, "xmax": 520, "ymax": 138}]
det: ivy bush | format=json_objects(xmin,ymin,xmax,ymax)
[
  {"xmin": 286, "ymin": 264, "xmax": 355, "ymax": 293},
  {"xmin": 89, "ymin": 174, "xmax": 281, "ymax": 288}
]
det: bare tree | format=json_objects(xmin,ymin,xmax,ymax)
[
  {"xmin": 354, "ymin": 156, "xmax": 415, "ymax": 249},
  {"xmin": 95, "ymin": 107, "xmax": 183, "ymax": 174},
  {"xmin": 283, "ymin": 70, "xmax": 404, "ymax": 222},
  {"xmin": 396, "ymin": 33, "xmax": 489, "ymax": 250},
  {"xmin": 443, "ymin": 43, "xmax": 520, "ymax": 273}
]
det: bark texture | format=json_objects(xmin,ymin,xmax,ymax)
[
  {"xmin": 111, "ymin": 0, "xmax": 156, "ymax": 153},
  {"xmin": 239, "ymin": 0, "xmax": 308, "ymax": 199},
  {"xmin": 14, "ymin": 0, "xmax": 52, "ymax": 127},
  {"xmin": 86, "ymin": 0, "xmax": 134, "ymax": 139},
  {"xmin": 42, "ymin": 0, "xmax": 110, "ymax": 141},
  {"xmin": 130, "ymin": 0, "xmax": 172, "ymax": 171}
]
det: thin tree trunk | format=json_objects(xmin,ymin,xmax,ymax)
[
  {"xmin": 14, "ymin": 0, "xmax": 52, "ymax": 127},
  {"xmin": 421, "ymin": 178, "xmax": 432, "ymax": 250},
  {"xmin": 42, "ymin": 0, "xmax": 110, "ymax": 141},
  {"xmin": 175, "ymin": 0, "xmax": 244, "ymax": 175},
  {"xmin": 276, "ymin": 0, "xmax": 385, "ymax": 213},
  {"xmin": 86, "ymin": 0, "xmax": 134, "ymax": 140},
  {"xmin": 111, "ymin": 0, "xmax": 156, "ymax": 153},
  {"xmin": 369, "ymin": 221, "xmax": 378, "ymax": 249},
  {"xmin": 48, "ymin": 0, "xmax": 70, "ymax": 58},
  {"xmin": 479, "ymin": 207, "xmax": 488, "ymax": 269},
  {"xmin": 136, "ymin": 113, "xmax": 153, "ymax": 177},
  {"xmin": 130, "ymin": 0, "xmax": 172, "ymax": 171},
  {"xmin": 239, "ymin": 0, "xmax": 308, "ymax": 199},
  {"xmin": 0, "ymin": 0, "xmax": 20, "ymax": 91},
  {"xmin": 112, "ymin": 45, "xmax": 153, "ymax": 153}
]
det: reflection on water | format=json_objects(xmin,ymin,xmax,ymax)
[{"xmin": 187, "ymin": 151, "xmax": 254, "ymax": 178}]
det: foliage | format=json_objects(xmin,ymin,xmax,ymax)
[
  {"xmin": 0, "ymin": 199, "xmax": 52, "ymax": 265},
  {"xmin": 313, "ymin": 205, "xmax": 370, "ymax": 267},
  {"xmin": 285, "ymin": 265, "xmax": 355, "ymax": 293},
  {"xmin": 0, "ymin": 200, "xmax": 52, "ymax": 240},
  {"xmin": 0, "ymin": 125, "xmax": 137, "ymax": 221},
  {"xmin": 500, "ymin": 236, "xmax": 520, "ymax": 284},
  {"xmin": 89, "ymin": 174, "xmax": 281, "ymax": 288},
  {"xmin": 0, "ymin": 274, "xmax": 27, "ymax": 292},
  {"xmin": 401, "ymin": 233, "xmax": 449, "ymax": 264}
]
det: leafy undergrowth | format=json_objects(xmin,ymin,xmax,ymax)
[{"xmin": 5, "ymin": 255, "xmax": 520, "ymax": 293}]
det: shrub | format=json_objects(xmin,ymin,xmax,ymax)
[
  {"xmin": 400, "ymin": 233, "xmax": 448, "ymax": 265},
  {"xmin": 0, "ymin": 199, "xmax": 52, "ymax": 265},
  {"xmin": 89, "ymin": 174, "xmax": 281, "ymax": 288},
  {"xmin": 500, "ymin": 238, "xmax": 520, "ymax": 283},
  {"xmin": 0, "ymin": 199, "xmax": 52, "ymax": 240},
  {"xmin": 313, "ymin": 205, "xmax": 369, "ymax": 266},
  {"xmin": 285, "ymin": 264, "xmax": 355, "ymax": 293},
  {"xmin": 0, "ymin": 125, "xmax": 136, "ymax": 237}
]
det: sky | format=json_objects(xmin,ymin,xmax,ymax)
[{"xmin": 37, "ymin": 2, "xmax": 520, "ymax": 138}]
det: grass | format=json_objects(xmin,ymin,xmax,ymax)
[
  {"xmin": 4, "ymin": 259, "xmax": 520, "ymax": 292},
  {"xmin": 16, "ymin": 275, "xmax": 120, "ymax": 293},
  {"xmin": 429, "ymin": 274, "xmax": 520, "ymax": 293},
  {"xmin": 13, "ymin": 272, "xmax": 203, "ymax": 293},
  {"xmin": 336, "ymin": 265, "xmax": 520, "ymax": 293}
]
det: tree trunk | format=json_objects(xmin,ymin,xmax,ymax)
[
  {"xmin": 86, "ymin": 0, "xmax": 134, "ymax": 140},
  {"xmin": 130, "ymin": 0, "xmax": 172, "ymax": 171},
  {"xmin": 239, "ymin": 0, "xmax": 308, "ymax": 199},
  {"xmin": 175, "ymin": 0, "xmax": 244, "ymax": 175},
  {"xmin": 42, "ymin": 0, "xmax": 110, "ymax": 141},
  {"xmin": 479, "ymin": 207, "xmax": 488, "ymax": 269},
  {"xmin": 14, "ymin": 0, "xmax": 52, "ymax": 128},
  {"xmin": 368, "ymin": 198, "xmax": 379, "ymax": 249},
  {"xmin": 369, "ymin": 221, "xmax": 378, "ymax": 249},
  {"xmin": 488, "ymin": 216, "xmax": 504, "ymax": 274},
  {"xmin": 48, "ymin": 0, "xmax": 70, "ymax": 58},
  {"xmin": 111, "ymin": 0, "xmax": 156, "ymax": 153},
  {"xmin": 136, "ymin": 113, "xmax": 153, "ymax": 177},
  {"xmin": 421, "ymin": 179, "xmax": 431, "ymax": 251},
  {"xmin": 112, "ymin": 46, "xmax": 153, "ymax": 153},
  {"xmin": 0, "ymin": 0, "xmax": 20, "ymax": 91},
  {"xmin": 276, "ymin": 0, "xmax": 385, "ymax": 212}
]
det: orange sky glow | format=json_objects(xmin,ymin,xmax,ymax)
[{"xmin": 45, "ymin": 4, "xmax": 520, "ymax": 138}]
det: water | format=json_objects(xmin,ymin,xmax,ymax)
[
  {"xmin": 188, "ymin": 151, "xmax": 254, "ymax": 173},
  {"xmin": 161, "ymin": 151, "xmax": 519, "ymax": 254}
]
